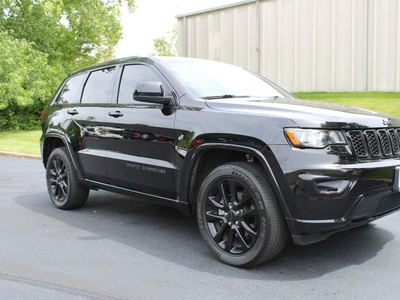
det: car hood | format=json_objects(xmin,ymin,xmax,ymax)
[{"xmin": 205, "ymin": 98, "xmax": 400, "ymax": 129}]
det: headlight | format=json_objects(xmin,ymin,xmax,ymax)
[{"xmin": 284, "ymin": 129, "xmax": 346, "ymax": 149}]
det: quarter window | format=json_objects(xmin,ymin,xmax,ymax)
[
  {"xmin": 55, "ymin": 74, "xmax": 85, "ymax": 104},
  {"xmin": 81, "ymin": 67, "xmax": 117, "ymax": 104}
]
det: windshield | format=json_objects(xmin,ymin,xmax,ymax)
[{"xmin": 160, "ymin": 58, "xmax": 289, "ymax": 99}]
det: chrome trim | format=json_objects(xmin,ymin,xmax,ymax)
[
  {"xmin": 294, "ymin": 218, "xmax": 346, "ymax": 224},
  {"xmin": 78, "ymin": 148, "xmax": 107, "ymax": 158},
  {"xmin": 394, "ymin": 166, "xmax": 400, "ymax": 191},
  {"xmin": 79, "ymin": 149, "xmax": 177, "ymax": 169}
]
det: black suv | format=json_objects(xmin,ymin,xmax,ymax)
[{"xmin": 40, "ymin": 56, "xmax": 400, "ymax": 267}]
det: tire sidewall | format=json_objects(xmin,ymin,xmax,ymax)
[
  {"xmin": 197, "ymin": 163, "xmax": 276, "ymax": 267},
  {"xmin": 46, "ymin": 148, "xmax": 72, "ymax": 209}
]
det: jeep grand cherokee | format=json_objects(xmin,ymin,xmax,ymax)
[{"xmin": 40, "ymin": 57, "xmax": 400, "ymax": 267}]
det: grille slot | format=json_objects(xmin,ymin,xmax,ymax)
[
  {"xmin": 377, "ymin": 129, "xmax": 391, "ymax": 155},
  {"xmin": 348, "ymin": 131, "xmax": 367, "ymax": 157},
  {"xmin": 388, "ymin": 129, "xmax": 400, "ymax": 154},
  {"xmin": 346, "ymin": 128, "xmax": 400, "ymax": 159},
  {"xmin": 374, "ymin": 192, "xmax": 400, "ymax": 216}
]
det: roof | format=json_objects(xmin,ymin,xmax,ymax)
[
  {"xmin": 176, "ymin": 0, "xmax": 261, "ymax": 18},
  {"xmin": 68, "ymin": 56, "xmax": 156, "ymax": 76}
]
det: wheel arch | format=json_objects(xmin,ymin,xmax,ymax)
[
  {"xmin": 181, "ymin": 142, "xmax": 291, "ymax": 219},
  {"xmin": 42, "ymin": 133, "xmax": 85, "ymax": 180}
]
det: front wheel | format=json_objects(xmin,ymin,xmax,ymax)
[
  {"xmin": 46, "ymin": 147, "xmax": 89, "ymax": 210},
  {"xmin": 196, "ymin": 162, "xmax": 288, "ymax": 267}
]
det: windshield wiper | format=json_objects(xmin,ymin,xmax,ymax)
[{"xmin": 202, "ymin": 95, "xmax": 250, "ymax": 100}]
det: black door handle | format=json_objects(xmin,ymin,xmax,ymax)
[
  {"xmin": 67, "ymin": 109, "xmax": 78, "ymax": 115},
  {"xmin": 108, "ymin": 111, "xmax": 124, "ymax": 118}
]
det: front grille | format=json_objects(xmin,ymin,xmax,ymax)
[
  {"xmin": 374, "ymin": 192, "xmax": 400, "ymax": 216},
  {"xmin": 346, "ymin": 128, "xmax": 400, "ymax": 159}
]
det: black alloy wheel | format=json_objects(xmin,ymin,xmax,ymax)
[
  {"xmin": 46, "ymin": 147, "xmax": 89, "ymax": 210},
  {"xmin": 197, "ymin": 162, "xmax": 288, "ymax": 267}
]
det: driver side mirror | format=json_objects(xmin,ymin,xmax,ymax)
[{"xmin": 133, "ymin": 81, "xmax": 174, "ymax": 105}]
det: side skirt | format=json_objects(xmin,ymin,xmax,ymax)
[{"xmin": 84, "ymin": 179, "xmax": 192, "ymax": 215}]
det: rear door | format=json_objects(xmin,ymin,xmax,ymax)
[
  {"xmin": 105, "ymin": 64, "xmax": 178, "ymax": 198},
  {"xmin": 62, "ymin": 66, "xmax": 117, "ymax": 183}
]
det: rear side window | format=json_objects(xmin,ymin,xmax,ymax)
[
  {"xmin": 55, "ymin": 74, "xmax": 85, "ymax": 104},
  {"xmin": 81, "ymin": 67, "xmax": 117, "ymax": 104},
  {"xmin": 118, "ymin": 65, "xmax": 160, "ymax": 104}
]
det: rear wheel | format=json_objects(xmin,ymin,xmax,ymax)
[
  {"xmin": 196, "ymin": 162, "xmax": 288, "ymax": 267},
  {"xmin": 46, "ymin": 147, "xmax": 89, "ymax": 209}
]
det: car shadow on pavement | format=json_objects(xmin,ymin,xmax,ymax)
[{"xmin": 14, "ymin": 189, "xmax": 395, "ymax": 281}]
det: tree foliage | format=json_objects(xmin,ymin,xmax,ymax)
[
  {"xmin": 0, "ymin": 0, "xmax": 135, "ymax": 130},
  {"xmin": 151, "ymin": 24, "xmax": 177, "ymax": 57}
]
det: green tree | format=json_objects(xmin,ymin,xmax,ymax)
[
  {"xmin": 0, "ymin": 0, "xmax": 135, "ymax": 130},
  {"xmin": 0, "ymin": 0, "xmax": 136, "ymax": 72},
  {"xmin": 0, "ymin": 30, "xmax": 61, "ymax": 129},
  {"xmin": 151, "ymin": 24, "xmax": 177, "ymax": 56}
]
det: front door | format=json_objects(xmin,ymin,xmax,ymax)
[{"xmin": 105, "ymin": 64, "xmax": 178, "ymax": 198}]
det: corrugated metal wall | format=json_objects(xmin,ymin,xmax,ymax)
[{"xmin": 177, "ymin": 0, "xmax": 400, "ymax": 92}]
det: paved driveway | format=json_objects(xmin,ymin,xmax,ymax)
[{"xmin": 1, "ymin": 155, "xmax": 400, "ymax": 299}]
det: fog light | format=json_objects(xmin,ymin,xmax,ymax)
[{"xmin": 314, "ymin": 180, "xmax": 350, "ymax": 194}]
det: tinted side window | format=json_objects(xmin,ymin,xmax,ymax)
[
  {"xmin": 56, "ymin": 74, "xmax": 85, "ymax": 104},
  {"xmin": 118, "ymin": 65, "xmax": 160, "ymax": 104},
  {"xmin": 81, "ymin": 67, "xmax": 117, "ymax": 104}
]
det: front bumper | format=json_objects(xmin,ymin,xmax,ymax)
[
  {"xmin": 270, "ymin": 145, "xmax": 400, "ymax": 245},
  {"xmin": 288, "ymin": 187, "xmax": 400, "ymax": 245}
]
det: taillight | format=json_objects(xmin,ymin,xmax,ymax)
[
  {"xmin": 40, "ymin": 110, "xmax": 45, "ymax": 122},
  {"xmin": 190, "ymin": 138, "xmax": 205, "ymax": 148}
]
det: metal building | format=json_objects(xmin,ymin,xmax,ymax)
[{"xmin": 177, "ymin": 0, "xmax": 400, "ymax": 92}]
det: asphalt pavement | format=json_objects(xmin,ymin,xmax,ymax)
[{"xmin": 1, "ymin": 154, "xmax": 400, "ymax": 299}]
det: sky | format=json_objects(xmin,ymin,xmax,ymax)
[{"xmin": 115, "ymin": 0, "xmax": 238, "ymax": 58}]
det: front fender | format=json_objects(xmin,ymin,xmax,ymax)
[{"xmin": 177, "ymin": 136, "xmax": 293, "ymax": 220}]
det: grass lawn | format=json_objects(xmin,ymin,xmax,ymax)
[
  {"xmin": 294, "ymin": 92, "xmax": 400, "ymax": 117},
  {"xmin": 0, "ymin": 130, "xmax": 41, "ymax": 156},
  {"xmin": 0, "ymin": 92, "xmax": 399, "ymax": 156}
]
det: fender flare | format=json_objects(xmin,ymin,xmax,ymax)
[
  {"xmin": 179, "ymin": 142, "xmax": 293, "ymax": 219},
  {"xmin": 42, "ymin": 130, "xmax": 86, "ymax": 181}
]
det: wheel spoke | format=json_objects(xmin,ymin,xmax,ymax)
[
  {"xmin": 241, "ymin": 207, "xmax": 259, "ymax": 218},
  {"xmin": 228, "ymin": 179, "xmax": 238, "ymax": 204},
  {"xmin": 60, "ymin": 164, "xmax": 66, "ymax": 176},
  {"xmin": 235, "ymin": 191, "xmax": 252, "ymax": 209},
  {"xmin": 240, "ymin": 221, "xmax": 258, "ymax": 239},
  {"xmin": 49, "ymin": 178, "xmax": 58, "ymax": 184},
  {"xmin": 206, "ymin": 195, "xmax": 223, "ymax": 209},
  {"xmin": 234, "ymin": 227, "xmax": 251, "ymax": 250},
  {"xmin": 225, "ymin": 227, "xmax": 236, "ymax": 252},
  {"xmin": 53, "ymin": 158, "xmax": 61, "ymax": 174},
  {"xmin": 54, "ymin": 184, "xmax": 61, "ymax": 199},
  {"xmin": 205, "ymin": 210, "xmax": 225, "ymax": 223},
  {"xmin": 217, "ymin": 182, "xmax": 229, "ymax": 209},
  {"xmin": 213, "ymin": 222, "xmax": 228, "ymax": 244},
  {"xmin": 60, "ymin": 181, "xmax": 68, "ymax": 195}
]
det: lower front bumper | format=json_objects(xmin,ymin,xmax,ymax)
[{"xmin": 288, "ymin": 189, "xmax": 400, "ymax": 245}]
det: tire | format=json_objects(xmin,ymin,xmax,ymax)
[
  {"xmin": 196, "ymin": 162, "xmax": 288, "ymax": 267},
  {"xmin": 46, "ymin": 147, "xmax": 89, "ymax": 210}
]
